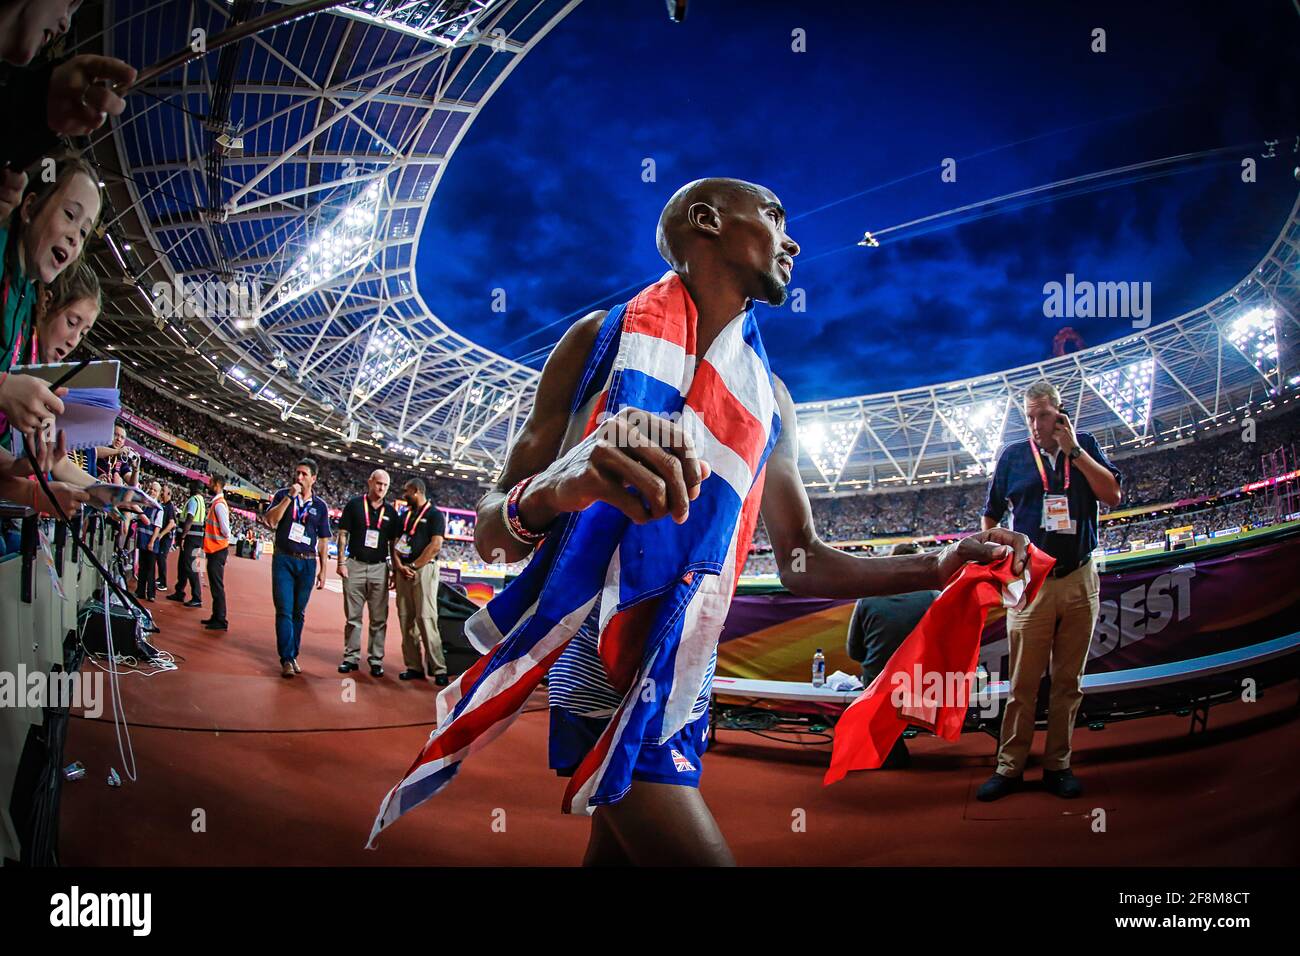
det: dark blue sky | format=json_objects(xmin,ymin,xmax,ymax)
[{"xmin": 415, "ymin": 0, "xmax": 1300, "ymax": 401}]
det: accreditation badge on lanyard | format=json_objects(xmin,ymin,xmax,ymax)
[
  {"xmin": 363, "ymin": 502, "xmax": 382, "ymax": 550},
  {"xmin": 396, "ymin": 501, "xmax": 429, "ymax": 557},
  {"xmin": 288, "ymin": 496, "xmax": 313, "ymax": 545},
  {"xmin": 1030, "ymin": 439, "xmax": 1077, "ymax": 535}
]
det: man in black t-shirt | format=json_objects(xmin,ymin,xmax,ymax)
[
  {"xmin": 391, "ymin": 477, "xmax": 447, "ymax": 684},
  {"xmin": 336, "ymin": 469, "xmax": 400, "ymax": 677},
  {"xmin": 845, "ymin": 543, "xmax": 940, "ymax": 769},
  {"xmin": 152, "ymin": 484, "xmax": 177, "ymax": 591}
]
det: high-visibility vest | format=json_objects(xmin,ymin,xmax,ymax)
[
  {"xmin": 203, "ymin": 493, "xmax": 229, "ymax": 553},
  {"xmin": 187, "ymin": 494, "xmax": 206, "ymax": 528}
]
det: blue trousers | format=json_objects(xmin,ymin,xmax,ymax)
[{"xmin": 272, "ymin": 553, "xmax": 316, "ymax": 663}]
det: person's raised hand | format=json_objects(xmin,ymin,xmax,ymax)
[
  {"xmin": 47, "ymin": 55, "xmax": 136, "ymax": 136},
  {"xmin": 519, "ymin": 407, "xmax": 712, "ymax": 530},
  {"xmin": 0, "ymin": 374, "xmax": 66, "ymax": 434},
  {"xmin": 1051, "ymin": 412, "xmax": 1079, "ymax": 456},
  {"xmin": 0, "ymin": 167, "xmax": 26, "ymax": 222},
  {"xmin": 37, "ymin": 480, "xmax": 89, "ymax": 517},
  {"xmin": 29, "ymin": 427, "xmax": 68, "ymax": 475}
]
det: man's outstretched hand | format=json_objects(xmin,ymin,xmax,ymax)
[
  {"xmin": 518, "ymin": 406, "xmax": 712, "ymax": 530},
  {"xmin": 936, "ymin": 527, "xmax": 1029, "ymax": 585},
  {"xmin": 47, "ymin": 55, "xmax": 136, "ymax": 136}
]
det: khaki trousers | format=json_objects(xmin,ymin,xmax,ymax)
[
  {"xmin": 396, "ymin": 562, "xmax": 445, "ymax": 675},
  {"xmin": 342, "ymin": 558, "xmax": 389, "ymax": 666},
  {"xmin": 995, "ymin": 561, "xmax": 1100, "ymax": 777}
]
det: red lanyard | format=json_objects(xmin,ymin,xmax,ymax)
[
  {"xmin": 404, "ymin": 501, "xmax": 430, "ymax": 536},
  {"xmin": 4, "ymin": 277, "xmax": 20, "ymax": 369},
  {"xmin": 290, "ymin": 495, "xmax": 308, "ymax": 523},
  {"xmin": 363, "ymin": 499, "xmax": 383, "ymax": 529},
  {"xmin": 3, "ymin": 278, "xmax": 35, "ymax": 370},
  {"xmin": 1028, "ymin": 438, "xmax": 1069, "ymax": 492}
]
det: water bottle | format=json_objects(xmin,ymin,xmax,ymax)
[{"xmin": 812, "ymin": 648, "xmax": 826, "ymax": 688}]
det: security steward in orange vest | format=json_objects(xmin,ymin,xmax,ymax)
[{"xmin": 203, "ymin": 475, "xmax": 232, "ymax": 631}]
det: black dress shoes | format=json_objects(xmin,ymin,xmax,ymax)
[
  {"xmin": 434, "ymin": 673, "xmax": 450, "ymax": 686},
  {"xmin": 338, "ymin": 661, "xmax": 358, "ymax": 673},
  {"xmin": 203, "ymin": 620, "xmax": 228, "ymax": 631},
  {"xmin": 1042, "ymin": 768, "xmax": 1083, "ymax": 799},
  {"xmin": 398, "ymin": 669, "xmax": 425, "ymax": 681},
  {"xmin": 976, "ymin": 772, "xmax": 1023, "ymax": 802},
  {"xmin": 184, "ymin": 599, "xmax": 202, "ymax": 608},
  {"xmin": 369, "ymin": 664, "xmax": 384, "ymax": 677}
]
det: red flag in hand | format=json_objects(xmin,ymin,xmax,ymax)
[{"xmin": 825, "ymin": 544, "xmax": 1056, "ymax": 784}]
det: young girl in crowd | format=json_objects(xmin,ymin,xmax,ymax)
[
  {"xmin": 29, "ymin": 259, "xmax": 125, "ymax": 477},
  {"xmin": 32, "ymin": 256, "xmax": 99, "ymax": 363},
  {"xmin": 0, "ymin": 153, "xmax": 102, "ymax": 438},
  {"xmin": 0, "ymin": 258, "xmax": 103, "ymax": 532}
]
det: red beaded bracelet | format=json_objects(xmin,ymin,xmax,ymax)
[{"xmin": 503, "ymin": 475, "xmax": 546, "ymax": 547}]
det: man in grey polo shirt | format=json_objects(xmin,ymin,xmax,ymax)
[{"xmin": 845, "ymin": 542, "xmax": 940, "ymax": 769}]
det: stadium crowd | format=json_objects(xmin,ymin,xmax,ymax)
[
  {"xmin": 742, "ymin": 406, "xmax": 1300, "ymax": 574},
  {"xmin": 118, "ymin": 377, "xmax": 485, "ymax": 510},
  {"xmin": 110, "ymin": 375, "xmax": 1300, "ymax": 576}
]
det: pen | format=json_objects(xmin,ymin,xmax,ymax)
[{"xmin": 49, "ymin": 358, "xmax": 93, "ymax": 391}]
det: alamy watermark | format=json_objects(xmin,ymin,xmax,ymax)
[
  {"xmin": 49, "ymin": 886, "xmax": 151, "ymax": 936},
  {"xmin": 0, "ymin": 666, "xmax": 102, "ymax": 718},
  {"xmin": 594, "ymin": 408, "xmax": 700, "ymax": 457},
  {"xmin": 1043, "ymin": 273, "xmax": 1151, "ymax": 329},
  {"xmin": 888, "ymin": 665, "xmax": 1002, "ymax": 718},
  {"xmin": 152, "ymin": 276, "xmax": 262, "ymax": 329}
]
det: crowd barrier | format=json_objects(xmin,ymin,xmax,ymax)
[
  {"xmin": 716, "ymin": 522, "xmax": 1300, "ymax": 686},
  {"xmin": 0, "ymin": 506, "xmax": 117, "ymax": 866}
]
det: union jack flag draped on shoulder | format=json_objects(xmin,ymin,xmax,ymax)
[{"xmin": 368, "ymin": 272, "xmax": 782, "ymax": 846}]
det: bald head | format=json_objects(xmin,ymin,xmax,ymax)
[
  {"xmin": 366, "ymin": 468, "xmax": 391, "ymax": 503},
  {"xmin": 654, "ymin": 177, "xmax": 799, "ymax": 307},
  {"xmin": 656, "ymin": 178, "xmax": 773, "ymax": 270}
]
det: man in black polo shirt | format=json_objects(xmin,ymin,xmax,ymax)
[
  {"xmin": 336, "ymin": 468, "xmax": 399, "ymax": 677},
  {"xmin": 391, "ymin": 477, "xmax": 447, "ymax": 684},
  {"xmin": 845, "ymin": 542, "xmax": 941, "ymax": 769},
  {"xmin": 261, "ymin": 457, "xmax": 332, "ymax": 679},
  {"xmin": 978, "ymin": 379, "xmax": 1122, "ymax": 801}
]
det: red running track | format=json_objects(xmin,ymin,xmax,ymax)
[{"xmin": 59, "ymin": 551, "xmax": 1300, "ymax": 865}]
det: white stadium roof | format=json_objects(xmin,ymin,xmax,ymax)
[
  {"xmin": 796, "ymin": 191, "xmax": 1300, "ymax": 493},
  {"xmin": 79, "ymin": 1, "xmax": 1300, "ymax": 487}
]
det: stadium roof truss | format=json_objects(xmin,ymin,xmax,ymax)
[
  {"xmin": 83, "ymin": 0, "xmax": 577, "ymax": 476},
  {"xmin": 796, "ymin": 191, "xmax": 1300, "ymax": 494},
  {"xmin": 79, "ymin": 1, "xmax": 1299, "ymax": 487}
]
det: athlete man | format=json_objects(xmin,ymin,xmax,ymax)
[{"xmin": 470, "ymin": 178, "xmax": 1029, "ymax": 866}]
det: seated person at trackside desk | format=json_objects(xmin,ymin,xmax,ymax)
[{"xmin": 845, "ymin": 542, "xmax": 940, "ymax": 769}]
